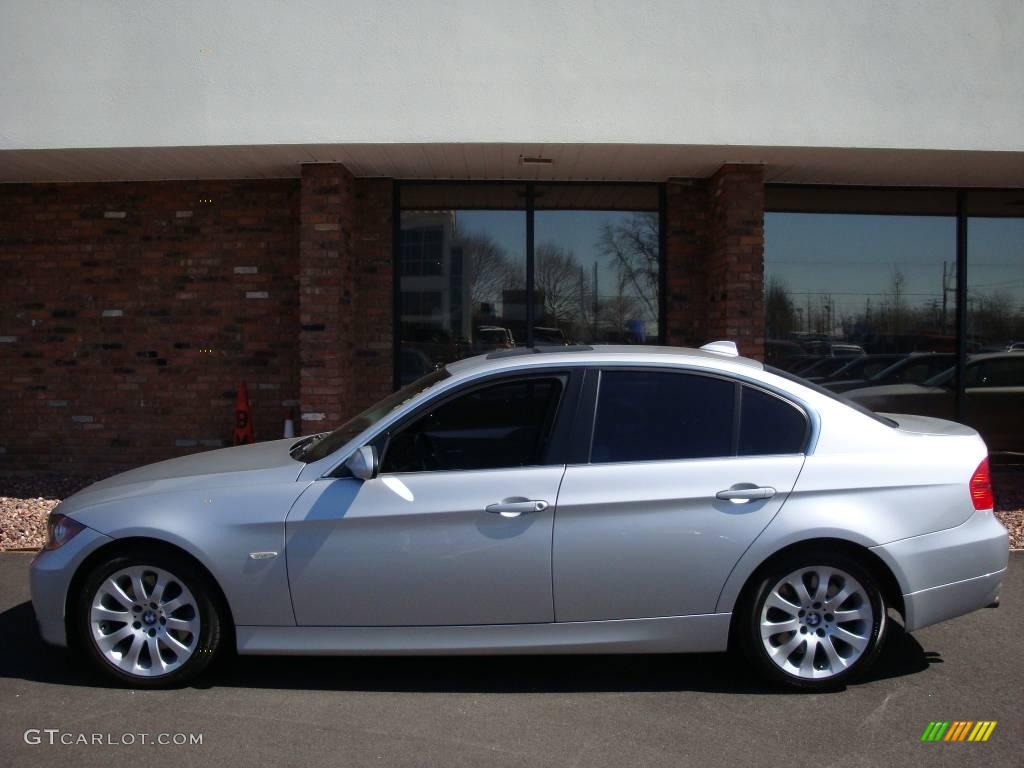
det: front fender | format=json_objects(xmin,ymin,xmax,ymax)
[{"xmin": 68, "ymin": 481, "xmax": 308, "ymax": 626}]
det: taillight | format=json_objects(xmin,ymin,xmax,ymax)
[{"xmin": 969, "ymin": 458, "xmax": 994, "ymax": 511}]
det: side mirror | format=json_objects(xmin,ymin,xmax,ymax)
[{"xmin": 344, "ymin": 445, "xmax": 378, "ymax": 480}]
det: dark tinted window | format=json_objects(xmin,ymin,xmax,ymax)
[
  {"xmin": 739, "ymin": 387, "xmax": 807, "ymax": 456},
  {"xmin": 591, "ymin": 371, "xmax": 735, "ymax": 463},
  {"xmin": 966, "ymin": 357, "xmax": 1024, "ymax": 388},
  {"xmin": 856, "ymin": 357, "xmax": 903, "ymax": 379},
  {"xmin": 883, "ymin": 356, "xmax": 953, "ymax": 384},
  {"xmin": 382, "ymin": 377, "xmax": 564, "ymax": 473},
  {"xmin": 801, "ymin": 358, "xmax": 855, "ymax": 379}
]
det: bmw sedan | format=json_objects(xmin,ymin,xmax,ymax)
[{"xmin": 31, "ymin": 343, "xmax": 1009, "ymax": 691}]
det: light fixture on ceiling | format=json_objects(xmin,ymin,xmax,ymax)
[{"xmin": 519, "ymin": 155, "xmax": 553, "ymax": 166}]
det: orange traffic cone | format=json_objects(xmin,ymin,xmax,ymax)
[{"xmin": 232, "ymin": 382, "xmax": 255, "ymax": 445}]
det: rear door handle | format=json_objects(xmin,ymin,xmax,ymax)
[
  {"xmin": 716, "ymin": 486, "xmax": 777, "ymax": 502},
  {"xmin": 485, "ymin": 499, "xmax": 549, "ymax": 518}
]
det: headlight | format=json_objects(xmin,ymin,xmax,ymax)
[{"xmin": 44, "ymin": 513, "xmax": 86, "ymax": 551}]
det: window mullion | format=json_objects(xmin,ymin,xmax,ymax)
[{"xmin": 526, "ymin": 183, "xmax": 535, "ymax": 348}]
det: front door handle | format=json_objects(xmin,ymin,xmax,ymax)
[
  {"xmin": 485, "ymin": 499, "xmax": 549, "ymax": 518},
  {"xmin": 716, "ymin": 485, "xmax": 777, "ymax": 502}
]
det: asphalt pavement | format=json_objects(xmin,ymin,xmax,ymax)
[{"xmin": 0, "ymin": 551, "xmax": 1020, "ymax": 768}]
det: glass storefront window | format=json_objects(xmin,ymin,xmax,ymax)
[
  {"xmin": 534, "ymin": 209, "xmax": 660, "ymax": 345},
  {"xmin": 397, "ymin": 183, "xmax": 661, "ymax": 384},
  {"xmin": 763, "ymin": 210, "xmax": 956, "ymax": 369},
  {"xmin": 763, "ymin": 187, "xmax": 1024, "ymax": 455},
  {"xmin": 967, "ymin": 217, "xmax": 1024, "ymax": 352},
  {"xmin": 398, "ymin": 207, "xmax": 526, "ymax": 385}
]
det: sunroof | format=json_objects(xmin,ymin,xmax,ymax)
[{"xmin": 485, "ymin": 345, "xmax": 594, "ymax": 360}]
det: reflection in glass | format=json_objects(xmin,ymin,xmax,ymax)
[
  {"xmin": 967, "ymin": 218, "xmax": 1024, "ymax": 352},
  {"xmin": 534, "ymin": 210, "xmax": 660, "ymax": 345},
  {"xmin": 764, "ymin": 213, "xmax": 956, "ymax": 370},
  {"xmin": 398, "ymin": 183, "xmax": 663, "ymax": 385},
  {"xmin": 398, "ymin": 210, "xmax": 526, "ymax": 384}
]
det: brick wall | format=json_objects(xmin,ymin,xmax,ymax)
[
  {"xmin": 0, "ymin": 163, "xmax": 761, "ymax": 477},
  {"xmin": 706, "ymin": 164, "xmax": 765, "ymax": 358},
  {"xmin": 664, "ymin": 166, "xmax": 765, "ymax": 359},
  {"xmin": 298, "ymin": 164, "xmax": 355, "ymax": 431},
  {"xmin": 350, "ymin": 179, "xmax": 394, "ymax": 416},
  {"xmin": 0, "ymin": 180, "xmax": 300, "ymax": 475},
  {"xmin": 298, "ymin": 167, "xmax": 394, "ymax": 434},
  {"xmin": 664, "ymin": 179, "xmax": 711, "ymax": 347}
]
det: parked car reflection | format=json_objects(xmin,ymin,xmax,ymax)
[
  {"xmin": 825, "ymin": 353, "xmax": 956, "ymax": 393},
  {"xmin": 797, "ymin": 356, "xmax": 866, "ymax": 382},
  {"xmin": 845, "ymin": 353, "xmax": 1024, "ymax": 454},
  {"xmin": 808, "ymin": 353, "xmax": 907, "ymax": 386}
]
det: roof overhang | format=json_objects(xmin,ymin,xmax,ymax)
[{"xmin": 1, "ymin": 143, "xmax": 1023, "ymax": 187}]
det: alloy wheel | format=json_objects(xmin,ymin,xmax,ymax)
[
  {"xmin": 759, "ymin": 566, "xmax": 875, "ymax": 680},
  {"xmin": 89, "ymin": 565, "xmax": 201, "ymax": 677}
]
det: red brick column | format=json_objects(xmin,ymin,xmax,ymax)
[
  {"xmin": 299, "ymin": 164, "xmax": 355, "ymax": 431},
  {"xmin": 350, "ymin": 179, "xmax": 394, "ymax": 416},
  {"xmin": 706, "ymin": 164, "xmax": 765, "ymax": 359},
  {"xmin": 664, "ymin": 179, "xmax": 710, "ymax": 347},
  {"xmin": 298, "ymin": 165, "xmax": 393, "ymax": 434}
]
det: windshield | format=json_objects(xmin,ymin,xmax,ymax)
[{"xmin": 293, "ymin": 368, "xmax": 451, "ymax": 463}]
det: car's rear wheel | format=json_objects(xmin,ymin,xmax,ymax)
[
  {"xmin": 740, "ymin": 553, "xmax": 887, "ymax": 691},
  {"xmin": 76, "ymin": 551, "xmax": 223, "ymax": 687}
]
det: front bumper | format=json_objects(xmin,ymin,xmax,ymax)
[
  {"xmin": 872, "ymin": 510, "xmax": 1009, "ymax": 632},
  {"xmin": 30, "ymin": 526, "xmax": 114, "ymax": 647}
]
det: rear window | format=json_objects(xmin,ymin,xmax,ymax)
[{"xmin": 739, "ymin": 387, "xmax": 808, "ymax": 456}]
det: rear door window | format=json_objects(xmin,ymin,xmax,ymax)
[{"xmin": 590, "ymin": 370, "xmax": 735, "ymax": 462}]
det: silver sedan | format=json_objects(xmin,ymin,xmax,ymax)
[{"xmin": 30, "ymin": 343, "xmax": 1009, "ymax": 691}]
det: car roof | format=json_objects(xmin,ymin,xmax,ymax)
[{"xmin": 446, "ymin": 344, "xmax": 764, "ymax": 378}]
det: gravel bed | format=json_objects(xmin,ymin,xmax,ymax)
[
  {"xmin": 2, "ymin": 473, "xmax": 1023, "ymax": 552},
  {"xmin": 0, "ymin": 476, "xmax": 98, "ymax": 552}
]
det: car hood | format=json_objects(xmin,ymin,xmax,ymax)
[
  {"xmin": 60, "ymin": 438, "xmax": 304, "ymax": 516},
  {"xmin": 843, "ymin": 383, "xmax": 946, "ymax": 399}
]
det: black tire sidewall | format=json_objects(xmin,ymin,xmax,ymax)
[
  {"xmin": 76, "ymin": 550, "xmax": 222, "ymax": 688},
  {"xmin": 741, "ymin": 552, "xmax": 887, "ymax": 691}
]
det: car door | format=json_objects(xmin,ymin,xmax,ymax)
[
  {"xmin": 553, "ymin": 367, "xmax": 807, "ymax": 622},
  {"xmin": 285, "ymin": 371, "xmax": 579, "ymax": 626},
  {"xmin": 963, "ymin": 357, "xmax": 1024, "ymax": 453}
]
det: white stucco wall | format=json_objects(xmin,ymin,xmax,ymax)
[{"xmin": 2, "ymin": 0, "xmax": 1023, "ymax": 153}]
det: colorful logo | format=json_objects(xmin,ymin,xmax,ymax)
[{"xmin": 921, "ymin": 721, "xmax": 997, "ymax": 742}]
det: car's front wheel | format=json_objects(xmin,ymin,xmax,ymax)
[
  {"xmin": 740, "ymin": 553, "xmax": 887, "ymax": 691},
  {"xmin": 76, "ymin": 550, "xmax": 223, "ymax": 687}
]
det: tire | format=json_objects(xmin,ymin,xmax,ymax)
[
  {"xmin": 75, "ymin": 549, "xmax": 223, "ymax": 688},
  {"xmin": 738, "ymin": 552, "xmax": 887, "ymax": 691}
]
